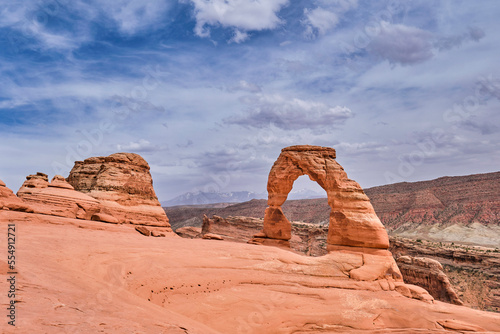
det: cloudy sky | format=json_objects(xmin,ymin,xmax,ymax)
[{"xmin": 1, "ymin": 0, "xmax": 499, "ymax": 201}]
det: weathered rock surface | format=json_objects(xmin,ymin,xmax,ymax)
[
  {"xmin": 191, "ymin": 214, "xmax": 491, "ymax": 310},
  {"xmin": 396, "ymin": 255, "xmax": 463, "ymax": 305},
  {"xmin": 175, "ymin": 226, "xmax": 202, "ymax": 238},
  {"xmin": 0, "ymin": 178, "xmax": 33, "ymax": 212},
  {"xmin": 260, "ymin": 145, "xmax": 388, "ymax": 249},
  {"xmin": 135, "ymin": 225, "xmax": 152, "ymax": 236},
  {"xmin": 9, "ymin": 215, "xmax": 500, "ymax": 334},
  {"xmin": 200, "ymin": 215, "xmax": 329, "ymax": 256},
  {"xmin": 91, "ymin": 212, "xmax": 119, "ymax": 224},
  {"xmin": 67, "ymin": 153, "xmax": 170, "ymax": 228},
  {"xmin": 391, "ymin": 236, "xmax": 500, "ymax": 312},
  {"xmin": 17, "ymin": 173, "xmax": 101, "ymax": 219}
]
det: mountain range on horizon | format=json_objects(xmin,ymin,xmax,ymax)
[
  {"xmin": 161, "ymin": 188, "xmax": 326, "ymax": 206},
  {"xmin": 164, "ymin": 170, "xmax": 500, "ymax": 247},
  {"xmin": 162, "ymin": 170, "xmax": 500, "ymax": 207}
]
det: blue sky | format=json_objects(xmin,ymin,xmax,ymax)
[{"xmin": 1, "ymin": 0, "xmax": 499, "ymax": 201}]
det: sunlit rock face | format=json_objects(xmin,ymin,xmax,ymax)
[
  {"xmin": 261, "ymin": 145, "xmax": 389, "ymax": 249},
  {"xmin": 16, "ymin": 173, "xmax": 100, "ymax": 219},
  {"xmin": 0, "ymin": 178, "xmax": 33, "ymax": 213},
  {"xmin": 67, "ymin": 152, "xmax": 171, "ymax": 228}
]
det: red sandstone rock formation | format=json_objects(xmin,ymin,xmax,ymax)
[
  {"xmin": 67, "ymin": 153, "xmax": 170, "ymax": 228},
  {"xmin": 396, "ymin": 255, "xmax": 463, "ymax": 305},
  {"xmin": 257, "ymin": 145, "xmax": 388, "ymax": 249},
  {"xmin": 0, "ymin": 178, "xmax": 33, "ymax": 212},
  {"xmin": 17, "ymin": 173, "xmax": 101, "ymax": 219},
  {"xmin": 390, "ymin": 236, "xmax": 500, "ymax": 312},
  {"xmin": 11, "ymin": 214, "xmax": 500, "ymax": 333}
]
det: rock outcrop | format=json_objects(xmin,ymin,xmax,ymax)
[
  {"xmin": 0, "ymin": 178, "xmax": 33, "ymax": 212},
  {"xmin": 67, "ymin": 153, "xmax": 170, "ymax": 227},
  {"xmin": 17, "ymin": 173, "xmax": 101, "ymax": 219},
  {"xmin": 391, "ymin": 236, "xmax": 500, "ymax": 312},
  {"xmin": 255, "ymin": 145, "xmax": 388, "ymax": 249},
  {"xmin": 200, "ymin": 215, "xmax": 329, "ymax": 256},
  {"xmin": 396, "ymin": 255, "xmax": 463, "ymax": 305}
]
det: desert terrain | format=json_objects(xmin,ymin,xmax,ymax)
[
  {"xmin": 2, "ymin": 211, "xmax": 500, "ymax": 333},
  {"xmin": 1, "ymin": 150, "xmax": 500, "ymax": 333}
]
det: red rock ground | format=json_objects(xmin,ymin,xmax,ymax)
[{"xmin": 1, "ymin": 211, "xmax": 500, "ymax": 333}]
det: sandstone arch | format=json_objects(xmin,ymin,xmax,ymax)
[{"xmin": 261, "ymin": 145, "xmax": 389, "ymax": 249}]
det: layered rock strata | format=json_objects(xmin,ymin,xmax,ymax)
[
  {"xmin": 396, "ymin": 255, "xmax": 463, "ymax": 305},
  {"xmin": 0, "ymin": 178, "xmax": 33, "ymax": 212},
  {"xmin": 67, "ymin": 153, "xmax": 170, "ymax": 227},
  {"xmin": 391, "ymin": 236, "xmax": 500, "ymax": 312},
  {"xmin": 256, "ymin": 145, "xmax": 388, "ymax": 249},
  {"xmin": 17, "ymin": 173, "xmax": 100, "ymax": 219}
]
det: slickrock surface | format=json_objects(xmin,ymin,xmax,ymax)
[
  {"xmin": 17, "ymin": 173, "xmax": 101, "ymax": 219},
  {"xmin": 1, "ymin": 214, "xmax": 500, "ymax": 333},
  {"xmin": 0, "ymin": 178, "xmax": 33, "ymax": 212},
  {"xmin": 259, "ymin": 145, "xmax": 388, "ymax": 249},
  {"xmin": 67, "ymin": 153, "xmax": 170, "ymax": 227}
]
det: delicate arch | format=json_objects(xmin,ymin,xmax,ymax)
[{"xmin": 261, "ymin": 145, "xmax": 389, "ymax": 249}]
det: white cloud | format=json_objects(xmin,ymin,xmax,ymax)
[
  {"xmin": 302, "ymin": 0, "xmax": 358, "ymax": 38},
  {"xmin": 93, "ymin": 0, "xmax": 172, "ymax": 35},
  {"xmin": 225, "ymin": 94, "xmax": 353, "ymax": 131},
  {"xmin": 229, "ymin": 29, "xmax": 249, "ymax": 44},
  {"xmin": 185, "ymin": 0, "xmax": 289, "ymax": 38},
  {"xmin": 304, "ymin": 7, "xmax": 339, "ymax": 36},
  {"xmin": 116, "ymin": 139, "xmax": 165, "ymax": 152},
  {"xmin": 368, "ymin": 21, "xmax": 434, "ymax": 65}
]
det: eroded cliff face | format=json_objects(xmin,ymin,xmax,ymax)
[
  {"xmin": 396, "ymin": 255, "xmax": 463, "ymax": 306},
  {"xmin": 365, "ymin": 171, "xmax": 500, "ymax": 245},
  {"xmin": 67, "ymin": 153, "xmax": 170, "ymax": 227},
  {"xmin": 390, "ymin": 237, "xmax": 500, "ymax": 312}
]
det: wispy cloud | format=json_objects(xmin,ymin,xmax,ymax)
[
  {"xmin": 0, "ymin": 0, "xmax": 499, "ymax": 200},
  {"xmin": 302, "ymin": 0, "xmax": 358, "ymax": 38},
  {"xmin": 225, "ymin": 94, "xmax": 353, "ymax": 131},
  {"xmin": 434, "ymin": 26, "xmax": 485, "ymax": 51},
  {"xmin": 367, "ymin": 21, "xmax": 434, "ymax": 65}
]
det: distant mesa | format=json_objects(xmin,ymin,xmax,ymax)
[{"xmin": 253, "ymin": 145, "xmax": 389, "ymax": 250}]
